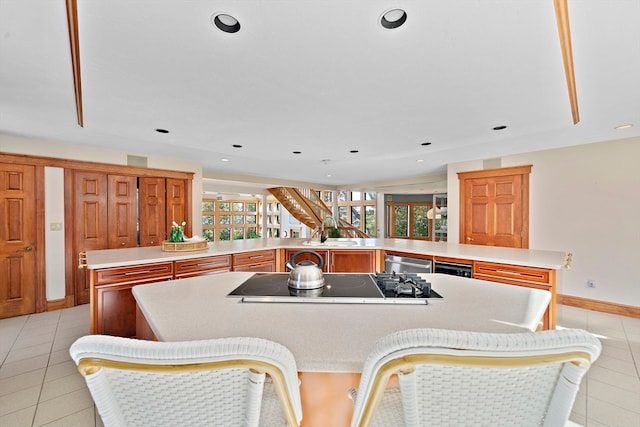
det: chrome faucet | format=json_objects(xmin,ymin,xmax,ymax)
[{"xmin": 320, "ymin": 215, "xmax": 337, "ymax": 243}]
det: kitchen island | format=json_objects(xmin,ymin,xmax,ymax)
[{"xmin": 132, "ymin": 272, "xmax": 551, "ymax": 427}]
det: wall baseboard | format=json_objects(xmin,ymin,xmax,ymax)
[
  {"xmin": 558, "ymin": 294, "xmax": 640, "ymax": 319},
  {"xmin": 46, "ymin": 296, "xmax": 75, "ymax": 312}
]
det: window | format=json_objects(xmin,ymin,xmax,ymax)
[
  {"xmin": 337, "ymin": 191, "xmax": 377, "ymax": 237},
  {"xmin": 387, "ymin": 202, "xmax": 432, "ymax": 240},
  {"xmin": 202, "ymin": 198, "xmax": 262, "ymax": 241}
]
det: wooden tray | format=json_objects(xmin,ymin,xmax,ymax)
[{"xmin": 162, "ymin": 240, "xmax": 208, "ymax": 252}]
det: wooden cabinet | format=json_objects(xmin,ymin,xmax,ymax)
[
  {"xmin": 329, "ymin": 250, "xmax": 376, "ymax": 272},
  {"xmin": 473, "ymin": 261, "xmax": 556, "ymax": 330},
  {"xmin": 232, "ymin": 250, "xmax": 277, "ymax": 272},
  {"xmin": 107, "ymin": 175, "xmax": 138, "ymax": 249},
  {"xmin": 139, "ymin": 177, "xmax": 166, "ymax": 246},
  {"xmin": 91, "ymin": 262, "xmax": 174, "ymax": 336},
  {"xmin": 166, "ymin": 178, "xmax": 190, "ymax": 237},
  {"xmin": 284, "ymin": 249, "xmax": 329, "ymax": 272},
  {"xmin": 174, "ymin": 255, "xmax": 231, "ymax": 278}
]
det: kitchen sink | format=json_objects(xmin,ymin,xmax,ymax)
[{"xmin": 302, "ymin": 239, "xmax": 359, "ymax": 247}]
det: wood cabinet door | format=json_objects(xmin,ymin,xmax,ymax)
[
  {"xmin": 108, "ymin": 175, "xmax": 138, "ymax": 248},
  {"xmin": 139, "ymin": 177, "xmax": 166, "ymax": 246},
  {"xmin": 458, "ymin": 166, "xmax": 530, "ymax": 248},
  {"xmin": 284, "ymin": 249, "xmax": 329, "ymax": 272},
  {"xmin": 73, "ymin": 171, "xmax": 108, "ymax": 305},
  {"xmin": 0, "ymin": 163, "xmax": 37, "ymax": 318},
  {"xmin": 166, "ymin": 178, "xmax": 188, "ymax": 236},
  {"xmin": 330, "ymin": 250, "xmax": 375, "ymax": 272}
]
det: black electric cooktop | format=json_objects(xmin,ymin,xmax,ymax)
[{"xmin": 228, "ymin": 273, "xmax": 442, "ymax": 305}]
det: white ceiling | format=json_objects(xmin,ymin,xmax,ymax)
[{"xmin": 1, "ymin": 1, "xmax": 639, "ymax": 190}]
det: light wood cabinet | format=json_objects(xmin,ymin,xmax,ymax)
[
  {"xmin": 473, "ymin": 261, "xmax": 556, "ymax": 329},
  {"xmin": 232, "ymin": 250, "xmax": 277, "ymax": 272}
]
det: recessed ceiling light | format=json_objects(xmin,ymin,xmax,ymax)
[
  {"xmin": 221, "ymin": 158, "xmax": 229, "ymax": 162},
  {"xmin": 492, "ymin": 125, "xmax": 508, "ymax": 131},
  {"xmin": 614, "ymin": 124, "xmax": 633, "ymax": 130},
  {"xmin": 212, "ymin": 13, "xmax": 240, "ymax": 33},
  {"xmin": 380, "ymin": 9, "xmax": 407, "ymax": 29},
  {"xmin": 155, "ymin": 129, "xmax": 169, "ymax": 134},
  {"xmin": 421, "ymin": 142, "xmax": 432, "ymax": 146},
  {"xmin": 416, "ymin": 159, "xmax": 424, "ymax": 163},
  {"xmin": 232, "ymin": 144, "xmax": 243, "ymax": 148},
  {"xmin": 293, "ymin": 151, "xmax": 302, "ymax": 154},
  {"xmin": 350, "ymin": 150, "xmax": 359, "ymax": 153}
]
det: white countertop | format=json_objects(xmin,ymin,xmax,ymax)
[
  {"xmin": 87, "ymin": 238, "xmax": 569, "ymax": 270},
  {"xmin": 132, "ymin": 272, "xmax": 551, "ymax": 373}
]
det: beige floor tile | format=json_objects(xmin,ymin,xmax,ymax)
[
  {"xmin": 39, "ymin": 373, "xmax": 88, "ymax": 402},
  {"xmin": 587, "ymin": 379, "xmax": 640, "ymax": 414},
  {"xmin": 47, "ymin": 348, "xmax": 72, "ymax": 366},
  {"xmin": 4, "ymin": 343, "xmax": 54, "ymax": 364},
  {"xmin": 0, "ymin": 385, "xmax": 41, "ymax": 417},
  {"xmin": 588, "ymin": 366, "xmax": 640, "ymax": 393},
  {"xmin": 38, "ymin": 407, "xmax": 96, "ymax": 427},
  {"xmin": 0, "ymin": 354, "xmax": 50, "ymax": 380},
  {"xmin": 593, "ymin": 354, "xmax": 639, "ymax": 377},
  {"xmin": 32, "ymin": 388, "xmax": 94, "ymax": 427},
  {"xmin": 44, "ymin": 360, "xmax": 79, "ymax": 383},
  {"xmin": 11, "ymin": 334, "xmax": 54, "ymax": 352},
  {"xmin": 587, "ymin": 396, "xmax": 640, "ymax": 427},
  {"xmin": 0, "ymin": 368, "xmax": 46, "ymax": 397},
  {"xmin": 0, "ymin": 405, "xmax": 36, "ymax": 427}
]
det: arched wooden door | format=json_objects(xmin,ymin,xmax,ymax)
[
  {"xmin": 458, "ymin": 165, "xmax": 531, "ymax": 248},
  {"xmin": 0, "ymin": 163, "xmax": 37, "ymax": 318}
]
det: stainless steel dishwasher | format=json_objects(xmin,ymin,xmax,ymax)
[{"xmin": 384, "ymin": 254, "xmax": 432, "ymax": 274}]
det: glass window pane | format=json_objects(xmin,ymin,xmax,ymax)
[
  {"xmin": 338, "ymin": 191, "xmax": 348, "ymax": 202},
  {"xmin": 219, "ymin": 202, "xmax": 231, "ymax": 212},
  {"xmin": 247, "ymin": 227, "xmax": 259, "ymax": 239},
  {"xmin": 323, "ymin": 192, "xmax": 332, "ymax": 202},
  {"xmin": 233, "ymin": 228, "xmax": 244, "ymax": 240},
  {"xmin": 233, "ymin": 215, "xmax": 244, "ymax": 225},
  {"xmin": 351, "ymin": 206, "xmax": 361, "ymax": 228},
  {"xmin": 365, "ymin": 206, "xmax": 376, "ymax": 237},
  {"xmin": 338, "ymin": 206, "xmax": 348, "ymax": 221},
  {"xmin": 219, "ymin": 228, "xmax": 231, "ymax": 241},
  {"xmin": 351, "ymin": 192, "xmax": 361, "ymax": 201},
  {"xmin": 202, "ymin": 215, "xmax": 215, "ymax": 226},
  {"xmin": 219, "ymin": 215, "xmax": 231, "ymax": 225},
  {"xmin": 247, "ymin": 202, "xmax": 257, "ymax": 212},
  {"xmin": 365, "ymin": 192, "xmax": 376, "ymax": 201},
  {"xmin": 203, "ymin": 229, "xmax": 214, "ymax": 242},
  {"xmin": 394, "ymin": 205, "xmax": 409, "ymax": 237},
  {"xmin": 412, "ymin": 205, "xmax": 429, "ymax": 237},
  {"xmin": 202, "ymin": 201, "xmax": 214, "ymax": 211},
  {"xmin": 233, "ymin": 202, "xmax": 244, "ymax": 212},
  {"xmin": 246, "ymin": 215, "xmax": 257, "ymax": 224}
]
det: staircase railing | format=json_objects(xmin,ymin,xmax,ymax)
[{"xmin": 267, "ymin": 187, "xmax": 369, "ymax": 238}]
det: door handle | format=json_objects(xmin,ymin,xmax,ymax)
[
  {"xmin": 16, "ymin": 245, "xmax": 33, "ymax": 252},
  {"xmin": 465, "ymin": 237, "xmax": 473, "ymax": 241}
]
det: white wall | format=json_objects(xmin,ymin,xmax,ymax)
[
  {"xmin": 1, "ymin": 134, "xmax": 203, "ymax": 301},
  {"xmin": 448, "ymin": 137, "xmax": 640, "ymax": 307}
]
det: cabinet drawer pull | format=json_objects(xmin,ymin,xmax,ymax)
[
  {"xmin": 249, "ymin": 255, "xmax": 264, "ymax": 260},
  {"xmin": 123, "ymin": 268, "xmax": 166, "ymax": 276},
  {"xmin": 495, "ymin": 270, "xmax": 522, "ymax": 276}
]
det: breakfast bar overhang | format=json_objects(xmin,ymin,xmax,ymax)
[{"xmin": 132, "ymin": 272, "xmax": 551, "ymax": 427}]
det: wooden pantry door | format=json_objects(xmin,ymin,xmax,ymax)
[
  {"xmin": 0, "ymin": 163, "xmax": 38, "ymax": 318},
  {"xmin": 458, "ymin": 165, "xmax": 531, "ymax": 248}
]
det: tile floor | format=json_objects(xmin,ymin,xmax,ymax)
[{"xmin": 0, "ymin": 304, "xmax": 639, "ymax": 426}]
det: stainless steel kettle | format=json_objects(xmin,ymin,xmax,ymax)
[{"xmin": 285, "ymin": 250, "xmax": 325, "ymax": 290}]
